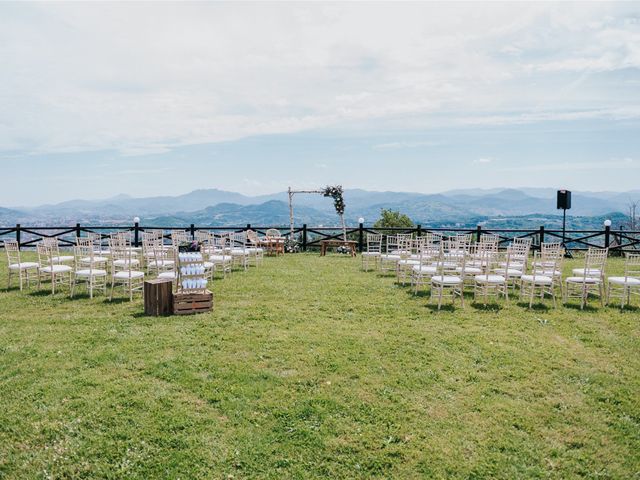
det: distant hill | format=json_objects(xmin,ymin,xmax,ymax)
[
  {"xmin": 145, "ymin": 200, "xmax": 338, "ymax": 227},
  {"xmin": 2, "ymin": 187, "xmax": 638, "ymax": 228}
]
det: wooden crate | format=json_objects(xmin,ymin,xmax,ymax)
[
  {"xmin": 144, "ymin": 279, "xmax": 174, "ymax": 316},
  {"xmin": 172, "ymin": 290, "xmax": 213, "ymax": 315}
]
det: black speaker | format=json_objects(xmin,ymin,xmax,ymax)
[{"xmin": 557, "ymin": 190, "xmax": 571, "ymax": 210}]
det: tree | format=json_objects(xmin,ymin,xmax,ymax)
[
  {"xmin": 373, "ymin": 209, "xmax": 415, "ymax": 229},
  {"xmin": 626, "ymin": 200, "xmax": 638, "ymax": 230}
]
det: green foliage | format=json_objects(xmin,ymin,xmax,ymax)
[
  {"xmin": 373, "ymin": 208, "xmax": 415, "ymax": 229},
  {"xmin": 0, "ymin": 253, "xmax": 639, "ymax": 478}
]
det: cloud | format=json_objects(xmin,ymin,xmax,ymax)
[
  {"xmin": 0, "ymin": 2, "xmax": 639, "ymax": 155},
  {"xmin": 501, "ymin": 158, "xmax": 637, "ymax": 172},
  {"xmin": 473, "ymin": 157, "xmax": 494, "ymax": 164},
  {"xmin": 373, "ymin": 141, "xmax": 442, "ymax": 150}
]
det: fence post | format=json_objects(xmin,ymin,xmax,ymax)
[
  {"xmin": 16, "ymin": 224, "xmax": 21, "ymax": 248},
  {"xmin": 476, "ymin": 225, "xmax": 482, "ymax": 242},
  {"xmin": 246, "ymin": 223, "xmax": 251, "ymax": 232},
  {"xmin": 417, "ymin": 224, "xmax": 422, "ymax": 237},
  {"xmin": 190, "ymin": 224, "xmax": 195, "ymax": 240},
  {"xmin": 539, "ymin": 226, "xmax": 545, "ymax": 249},
  {"xmin": 604, "ymin": 225, "xmax": 611, "ymax": 249},
  {"xmin": 302, "ymin": 224, "xmax": 308, "ymax": 251},
  {"xmin": 134, "ymin": 222, "xmax": 140, "ymax": 247},
  {"xmin": 76, "ymin": 223, "xmax": 81, "ymax": 239},
  {"xmin": 358, "ymin": 222, "xmax": 364, "ymax": 252}
]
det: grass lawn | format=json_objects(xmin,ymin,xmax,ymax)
[{"xmin": 0, "ymin": 252, "xmax": 639, "ymax": 479}]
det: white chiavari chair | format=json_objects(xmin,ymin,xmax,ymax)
[
  {"xmin": 607, "ymin": 253, "xmax": 640, "ymax": 308},
  {"xmin": 564, "ymin": 247, "xmax": 608, "ymax": 309},
  {"xmin": 520, "ymin": 247, "xmax": 562, "ymax": 308},
  {"xmin": 4, "ymin": 240, "xmax": 39, "ymax": 290},
  {"xmin": 431, "ymin": 240, "xmax": 465, "ymax": 309},
  {"xmin": 362, "ymin": 233, "xmax": 382, "ymax": 271},
  {"xmin": 42, "ymin": 237, "xmax": 74, "ymax": 265},
  {"xmin": 109, "ymin": 237, "xmax": 144, "ymax": 301},
  {"xmin": 493, "ymin": 242, "xmax": 528, "ymax": 289},
  {"xmin": 71, "ymin": 242, "xmax": 107, "ymax": 298},
  {"xmin": 228, "ymin": 231, "xmax": 250, "ymax": 270},
  {"xmin": 473, "ymin": 245, "xmax": 508, "ymax": 305},
  {"xmin": 208, "ymin": 235, "xmax": 232, "ymax": 278},
  {"xmin": 37, "ymin": 243, "xmax": 72, "ymax": 294}
]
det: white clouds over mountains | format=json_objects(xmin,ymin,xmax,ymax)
[{"xmin": 0, "ymin": 2, "xmax": 639, "ymax": 156}]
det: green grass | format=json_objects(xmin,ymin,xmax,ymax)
[{"xmin": 0, "ymin": 252, "xmax": 639, "ymax": 479}]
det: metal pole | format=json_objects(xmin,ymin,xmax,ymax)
[
  {"xmin": 358, "ymin": 222, "xmax": 364, "ymax": 252},
  {"xmin": 288, "ymin": 187, "xmax": 294, "ymax": 239}
]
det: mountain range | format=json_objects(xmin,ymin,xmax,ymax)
[{"xmin": 2, "ymin": 188, "xmax": 638, "ymax": 229}]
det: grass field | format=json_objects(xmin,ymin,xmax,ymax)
[{"xmin": 0, "ymin": 252, "xmax": 639, "ymax": 479}]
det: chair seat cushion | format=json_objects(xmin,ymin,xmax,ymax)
[
  {"xmin": 572, "ymin": 268, "xmax": 601, "ymax": 276},
  {"xmin": 521, "ymin": 274, "xmax": 553, "ymax": 285},
  {"xmin": 113, "ymin": 271, "xmax": 144, "ymax": 279},
  {"xmin": 210, "ymin": 255, "xmax": 232, "ymax": 262},
  {"xmin": 412, "ymin": 265, "xmax": 437, "ymax": 274},
  {"xmin": 399, "ymin": 259, "xmax": 421, "ymax": 266},
  {"xmin": 457, "ymin": 266, "xmax": 482, "ymax": 274},
  {"xmin": 9, "ymin": 262, "xmax": 39, "ymax": 270},
  {"xmin": 51, "ymin": 256, "xmax": 74, "ymax": 263},
  {"xmin": 566, "ymin": 276, "xmax": 600, "ymax": 284},
  {"xmin": 148, "ymin": 260, "xmax": 174, "ymax": 267},
  {"xmin": 432, "ymin": 275, "xmax": 462, "ymax": 285},
  {"xmin": 158, "ymin": 271, "xmax": 176, "ymax": 279},
  {"xmin": 608, "ymin": 276, "xmax": 640, "ymax": 286},
  {"xmin": 494, "ymin": 268, "xmax": 523, "ymax": 277},
  {"xmin": 533, "ymin": 269, "xmax": 561, "ymax": 277},
  {"xmin": 75, "ymin": 268, "xmax": 107, "ymax": 277},
  {"xmin": 113, "ymin": 259, "xmax": 140, "ymax": 267},
  {"xmin": 380, "ymin": 254, "xmax": 401, "ymax": 260},
  {"xmin": 81, "ymin": 256, "xmax": 109, "ymax": 264},
  {"xmin": 40, "ymin": 265, "xmax": 72, "ymax": 274},
  {"xmin": 362, "ymin": 252, "xmax": 380, "ymax": 257},
  {"xmin": 231, "ymin": 248, "xmax": 248, "ymax": 255},
  {"xmin": 475, "ymin": 274, "xmax": 506, "ymax": 284},
  {"xmin": 203, "ymin": 261, "xmax": 214, "ymax": 268}
]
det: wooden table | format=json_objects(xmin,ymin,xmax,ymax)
[
  {"xmin": 261, "ymin": 237, "xmax": 285, "ymax": 256},
  {"xmin": 319, "ymin": 240, "xmax": 358, "ymax": 257}
]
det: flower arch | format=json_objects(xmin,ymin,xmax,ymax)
[{"xmin": 288, "ymin": 185, "xmax": 347, "ymax": 241}]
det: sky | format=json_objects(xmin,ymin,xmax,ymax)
[{"xmin": 1, "ymin": 2, "xmax": 639, "ymax": 207}]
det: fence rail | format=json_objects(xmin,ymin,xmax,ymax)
[{"xmin": 1, "ymin": 223, "xmax": 639, "ymax": 253}]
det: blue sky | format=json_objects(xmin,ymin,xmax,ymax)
[{"xmin": 1, "ymin": 2, "xmax": 639, "ymax": 206}]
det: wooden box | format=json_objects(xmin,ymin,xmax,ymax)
[
  {"xmin": 172, "ymin": 290, "xmax": 213, "ymax": 315},
  {"xmin": 144, "ymin": 279, "xmax": 173, "ymax": 316}
]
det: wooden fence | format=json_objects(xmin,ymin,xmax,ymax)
[{"xmin": 1, "ymin": 223, "xmax": 639, "ymax": 253}]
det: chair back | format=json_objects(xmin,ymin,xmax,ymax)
[
  {"xmin": 37, "ymin": 243, "xmax": 53, "ymax": 267},
  {"xmin": 366, "ymin": 233, "xmax": 382, "ymax": 253},
  {"xmin": 171, "ymin": 230, "xmax": 190, "ymax": 247},
  {"xmin": 230, "ymin": 231, "xmax": 247, "ymax": 249},
  {"xmin": 479, "ymin": 233, "xmax": 500, "ymax": 246},
  {"xmin": 623, "ymin": 253, "xmax": 640, "ymax": 280},
  {"xmin": 584, "ymin": 247, "xmax": 608, "ymax": 279},
  {"xmin": 4, "ymin": 240, "xmax": 21, "ymax": 265},
  {"xmin": 437, "ymin": 240, "xmax": 465, "ymax": 276}
]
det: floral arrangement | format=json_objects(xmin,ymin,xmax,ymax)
[
  {"xmin": 284, "ymin": 237, "xmax": 301, "ymax": 253},
  {"xmin": 178, "ymin": 240, "xmax": 202, "ymax": 252},
  {"xmin": 323, "ymin": 185, "xmax": 345, "ymax": 215},
  {"xmin": 323, "ymin": 185, "xmax": 347, "ymax": 241},
  {"xmin": 336, "ymin": 245, "xmax": 351, "ymax": 255}
]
